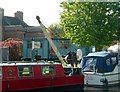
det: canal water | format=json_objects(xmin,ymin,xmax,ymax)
[
  {"xmin": 29, "ymin": 85, "xmax": 120, "ymax": 92},
  {"xmin": 84, "ymin": 85, "xmax": 120, "ymax": 92},
  {"xmin": 54, "ymin": 85, "xmax": 120, "ymax": 92}
]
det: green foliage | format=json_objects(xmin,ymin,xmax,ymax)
[
  {"xmin": 60, "ymin": 2, "xmax": 119, "ymax": 50},
  {"xmin": 48, "ymin": 23, "xmax": 65, "ymax": 38}
]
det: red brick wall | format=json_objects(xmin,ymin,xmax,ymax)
[{"xmin": 3, "ymin": 31, "xmax": 24, "ymax": 40}]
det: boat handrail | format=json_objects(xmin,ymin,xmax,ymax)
[{"xmin": 0, "ymin": 60, "xmax": 61, "ymax": 65}]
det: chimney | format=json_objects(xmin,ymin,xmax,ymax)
[{"xmin": 15, "ymin": 11, "xmax": 23, "ymax": 20}]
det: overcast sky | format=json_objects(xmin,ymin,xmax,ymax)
[{"xmin": 0, "ymin": 0, "xmax": 62, "ymax": 26}]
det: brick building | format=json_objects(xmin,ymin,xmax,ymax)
[
  {"xmin": 0, "ymin": 8, "xmax": 45, "ymax": 41},
  {"xmin": 0, "ymin": 8, "xmax": 47, "ymax": 61}
]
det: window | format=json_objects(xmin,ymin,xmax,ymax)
[
  {"xmin": 111, "ymin": 57, "xmax": 117, "ymax": 65},
  {"xmin": 60, "ymin": 40, "xmax": 70, "ymax": 49},
  {"xmin": 0, "ymin": 67, "xmax": 2, "ymax": 78},
  {"xmin": 83, "ymin": 58, "xmax": 97, "ymax": 72},
  {"xmin": 106, "ymin": 59, "xmax": 111, "ymax": 66},
  {"xmin": 18, "ymin": 66, "xmax": 33, "ymax": 77},
  {"xmin": 28, "ymin": 41, "xmax": 42, "ymax": 48},
  {"xmin": 42, "ymin": 66, "xmax": 55, "ymax": 76}
]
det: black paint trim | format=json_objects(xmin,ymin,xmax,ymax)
[{"xmin": 16, "ymin": 84, "xmax": 84, "ymax": 92}]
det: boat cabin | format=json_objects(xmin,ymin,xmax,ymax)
[
  {"xmin": 0, "ymin": 61, "xmax": 84, "ymax": 92},
  {"xmin": 81, "ymin": 51, "xmax": 118, "ymax": 73}
]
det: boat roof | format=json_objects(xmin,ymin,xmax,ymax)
[
  {"xmin": 86, "ymin": 51, "xmax": 109, "ymax": 57},
  {"xmin": 0, "ymin": 61, "xmax": 61, "ymax": 66}
]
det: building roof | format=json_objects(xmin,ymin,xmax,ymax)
[{"xmin": 2, "ymin": 16, "xmax": 29, "ymax": 27}]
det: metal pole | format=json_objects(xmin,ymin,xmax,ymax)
[
  {"xmin": 118, "ymin": 42, "xmax": 120, "ymax": 61},
  {"xmin": 0, "ymin": 8, "xmax": 3, "ymax": 63}
]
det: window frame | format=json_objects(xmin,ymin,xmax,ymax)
[
  {"xmin": 28, "ymin": 41, "xmax": 42, "ymax": 49},
  {"xmin": 17, "ymin": 66, "xmax": 34, "ymax": 77},
  {"xmin": 41, "ymin": 65, "xmax": 56, "ymax": 77}
]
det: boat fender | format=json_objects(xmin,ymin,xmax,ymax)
[
  {"xmin": 104, "ymin": 78, "xmax": 108, "ymax": 89},
  {"xmin": 76, "ymin": 49, "xmax": 82, "ymax": 61},
  {"xmin": 100, "ymin": 78, "xmax": 105, "ymax": 83},
  {"xmin": 100, "ymin": 78, "xmax": 108, "ymax": 89}
]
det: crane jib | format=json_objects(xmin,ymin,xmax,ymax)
[{"xmin": 36, "ymin": 16, "xmax": 66, "ymax": 66}]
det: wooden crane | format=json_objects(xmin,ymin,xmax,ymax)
[{"xmin": 36, "ymin": 16, "xmax": 66, "ymax": 66}]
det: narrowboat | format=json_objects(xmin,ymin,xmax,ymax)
[
  {"xmin": 0, "ymin": 60, "xmax": 84, "ymax": 92},
  {"xmin": 80, "ymin": 51, "xmax": 120, "ymax": 88},
  {"xmin": 0, "ymin": 16, "xmax": 84, "ymax": 92}
]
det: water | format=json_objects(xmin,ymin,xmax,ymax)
[
  {"xmin": 29, "ymin": 86, "xmax": 120, "ymax": 92},
  {"xmin": 84, "ymin": 85, "xmax": 120, "ymax": 92}
]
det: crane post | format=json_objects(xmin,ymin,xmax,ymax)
[{"xmin": 36, "ymin": 16, "xmax": 66, "ymax": 66}]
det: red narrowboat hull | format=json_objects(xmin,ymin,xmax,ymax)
[
  {"xmin": 1, "ymin": 76, "xmax": 84, "ymax": 91},
  {"xmin": 0, "ymin": 62, "xmax": 84, "ymax": 92}
]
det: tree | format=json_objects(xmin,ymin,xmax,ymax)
[
  {"xmin": 60, "ymin": 2, "xmax": 119, "ymax": 51},
  {"xmin": 48, "ymin": 23, "xmax": 65, "ymax": 38},
  {"xmin": 0, "ymin": 38, "xmax": 23, "ymax": 61}
]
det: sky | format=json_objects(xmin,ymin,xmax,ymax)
[{"xmin": 0, "ymin": 0, "xmax": 62, "ymax": 26}]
